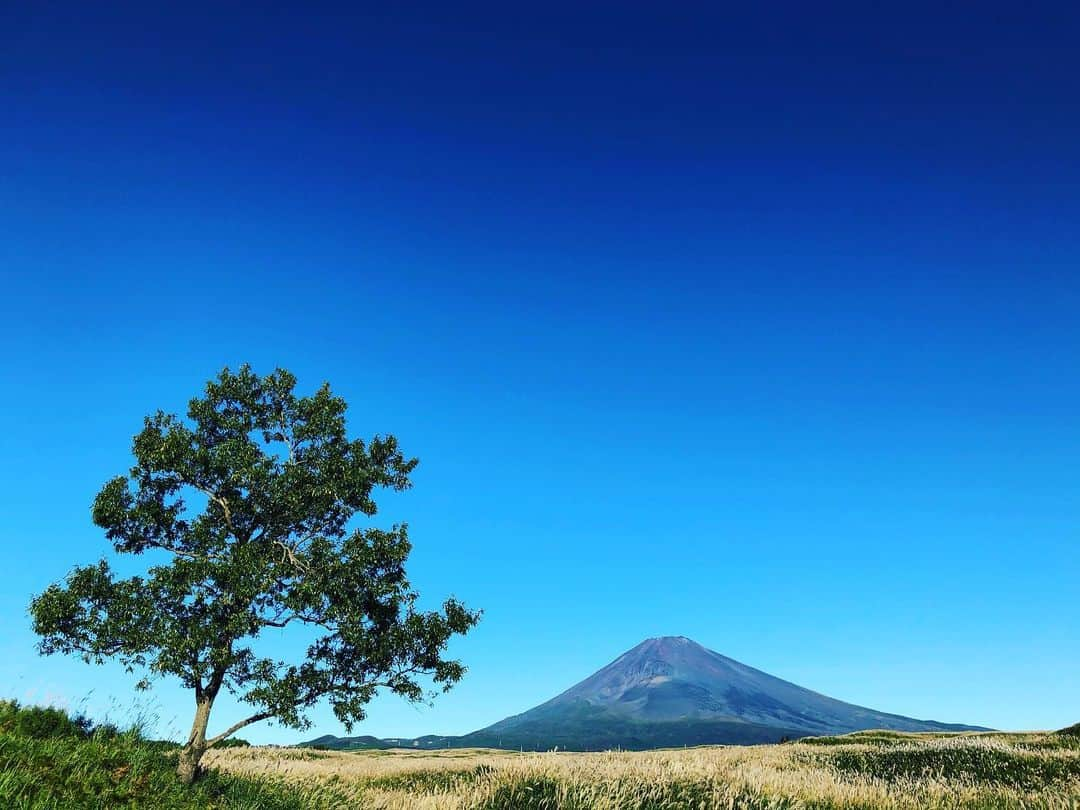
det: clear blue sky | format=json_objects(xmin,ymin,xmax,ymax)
[{"xmin": 1, "ymin": 3, "xmax": 1078, "ymax": 743}]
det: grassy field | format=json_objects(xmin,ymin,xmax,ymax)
[
  {"xmin": 0, "ymin": 700, "xmax": 327, "ymax": 809},
  {"xmin": 3, "ymin": 698, "xmax": 1079, "ymax": 809},
  {"xmin": 206, "ymin": 730, "xmax": 1080, "ymax": 809}
]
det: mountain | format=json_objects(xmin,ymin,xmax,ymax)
[{"xmin": 302, "ymin": 636, "xmax": 987, "ymax": 751}]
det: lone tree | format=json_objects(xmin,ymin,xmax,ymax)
[{"xmin": 30, "ymin": 366, "xmax": 479, "ymax": 783}]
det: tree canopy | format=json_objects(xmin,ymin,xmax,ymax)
[{"xmin": 30, "ymin": 365, "xmax": 479, "ymax": 781}]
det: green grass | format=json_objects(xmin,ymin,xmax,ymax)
[
  {"xmin": 800, "ymin": 730, "xmax": 929, "ymax": 747},
  {"xmin": 0, "ymin": 733, "xmax": 340, "ymax": 809},
  {"xmin": 797, "ymin": 729, "xmax": 1080, "ymax": 793},
  {"xmin": 823, "ymin": 743, "xmax": 1080, "ymax": 790},
  {"xmin": 0, "ymin": 700, "xmax": 343, "ymax": 809},
  {"xmin": 363, "ymin": 762, "xmax": 498, "ymax": 792}
]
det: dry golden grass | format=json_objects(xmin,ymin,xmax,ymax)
[{"xmin": 205, "ymin": 731, "xmax": 1080, "ymax": 809}]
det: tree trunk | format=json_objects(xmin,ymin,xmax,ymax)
[{"xmin": 177, "ymin": 696, "xmax": 213, "ymax": 784}]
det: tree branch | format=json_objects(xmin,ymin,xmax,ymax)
[
  {"xmin": 178, "ymin": 478, "xmax": 237, "ymax": 538},
  {"xmin": 206, "ymin": 711, "xmax": 273, "ymax": 748},
  {"xmin": 259, "ymin": 612, "xmax": 323, "ymax": 629},
  {"xmin": 273, "ymin": 539, "xmax": 309, "ymax": 572},
  {"xmin": 153, "ymin": 542, "xmax": 228, "ymax": 564}
]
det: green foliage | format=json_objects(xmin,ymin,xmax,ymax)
[
  {"xmin": 800, "ymin": 730, "xmax": 926, "ymax": 746},
  {"xmin": 213, "ymin": 737, "xmax": 251, "ymax": 748},
  {"xmin": 823, "ymin": 742, "xmax": 1080, "ymax": 790},
  {"xmin": 0, "ymin": 701, "xmax": 93, "ymax": 741},
  {"xmin": 0, "ymin": 701, "xmax": 335, "ymax": 808},
  {"xmin": 1058, "ymin": 723, "xmax": 1080, "ymax": 737},
  {"xmin": 29, "ymin": 365, "xmax": 479, "ymax": 767},
  {"xmin": 0, "ymin": 730, "xmax": 342, "ymax": 809}
]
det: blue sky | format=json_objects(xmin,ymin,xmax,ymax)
[{"xmin": 1, "ymin": 3, "xmax": 1078, "ymax": 742}]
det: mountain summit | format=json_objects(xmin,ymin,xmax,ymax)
[
  {"xmin": 480, "ymin": 636, "xmax": 984, "ymax": 747},
  {"xmin": 304, "ymin": 637, "xmax": 986, "ymax": 751}
]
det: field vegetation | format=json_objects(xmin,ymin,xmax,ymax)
[
  {"xmin": 209, "ymin": 729, "xmax": 1080, "ymax": 809},
  {"xmin": 4, "ymin": 700, "xmax": 1079, "ymax": 808},
  {"xmin": 0, "ymin": 700, "xmax": 333, "ymax": 809}
]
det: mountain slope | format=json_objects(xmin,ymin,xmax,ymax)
[{"xmin": 303, "ymin": 637, "xmax": 987, "ymax": 751}]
